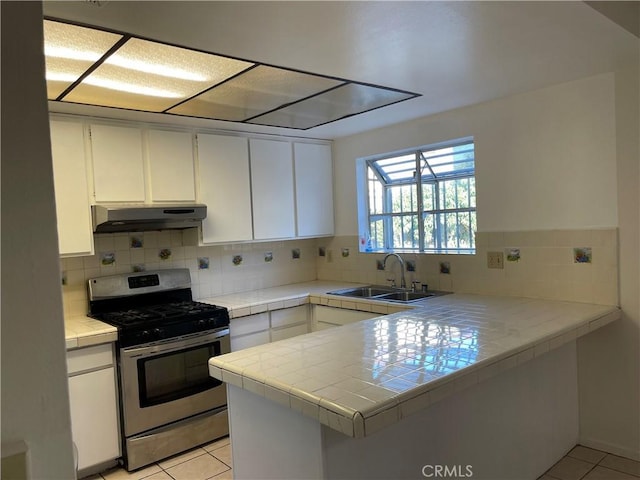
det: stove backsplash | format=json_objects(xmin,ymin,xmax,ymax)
[
  {"xmin": 60, "ymin": 231, "xmax": 319, "ymax": 317},
  {"xmin": 60, "ymin": 227, "xmax": 619, "ymax": 318}
]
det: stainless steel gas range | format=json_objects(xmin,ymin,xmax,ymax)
[{"xmin": 87, "ymin": 268, "xmax": 230, "ymax": 471}]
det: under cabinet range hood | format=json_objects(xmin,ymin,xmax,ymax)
[{"xmin": 92, "ymin": 204, "xmax": 207, "ymax": 233}]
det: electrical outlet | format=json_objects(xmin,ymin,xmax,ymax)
[{"xmin": 487, "ymin": 251, "xmax": 504, "ymax": 269}]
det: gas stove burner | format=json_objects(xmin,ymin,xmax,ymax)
[
  {"xmin": 87, "ymin": 269, "xmax": 229, "ymax": 347},
  {"xmin": 92, "ymin": 301, "xmax": 227, "ymax": 326}
]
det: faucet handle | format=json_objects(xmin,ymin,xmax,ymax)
[{"xmin": 386, "ymin": 278, "xmax": 396, "ymax": 287}]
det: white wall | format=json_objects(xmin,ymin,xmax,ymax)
[
  {"xmin": 1, "ymin": 2, "xmax": 76, "ymax": 478},
  {"xmin": 577, "ymin": 65, "xmax": 640, "ymax": 460},
  {"xmin": 333, "ymin": 72, "xmax": 618, "ymax": 235}
]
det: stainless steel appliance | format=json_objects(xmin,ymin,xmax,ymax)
[
  {"xmin": 87, "ymin": 268, "xmax": 230, "ymax": 471},
  {"xmin": 91, "ymin": 203, "xmax": 207, "ymax": 233}
]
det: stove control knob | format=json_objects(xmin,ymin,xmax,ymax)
[{"xmin": 153, "ymin": 328, "xmax": 164, "ymax": 338}]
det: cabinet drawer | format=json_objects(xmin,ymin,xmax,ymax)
[
  {"xmin": 270, "ymin": 305, "xmax": 308, "ymax": 328},
  {"xmin": 230, "ymin": 313, "xmax": 269, "ymax": 337},
  {"xmin": 313, "ymin": 306, "xmax": 381, "ymax": 326},
  {"xmin": 315, "ymin": 321, "xmax": 338, "ymax": 331},
  {"xmin": 231, "ymin": 331, "xmax": 270, "ymax": 351},
  {"xmin": 67, "ymin": 343, "xmax": 114, "ymax": 375},
  {"xmin": 271, "ymin": 323, "xmax": 309, "ymax": 342}
]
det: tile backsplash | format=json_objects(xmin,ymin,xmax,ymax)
[
  {"xmin": 61, "ymin": 228, "xmax": 619, "ymax": 317},
  {"xmin": 316, "ymin": 228, "xmax": 619, "ymax": 306},
  {"xmin": 60, "ymin": 231, "xmax": 319, "ymax": 317}
]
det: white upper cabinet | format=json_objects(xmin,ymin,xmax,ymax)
[
  {"xmin": 249, "ymin": 138, "xmax": 295, "ymax": 240},
  {"xmin": 90, "ymin": 124, "xmax": 145, "ymax": 203},
  {"xmin": 294, "ymin": 142, "xmax": 334, "ymax": 237},
  {"xmin": 50, "ymin": 116, "xmax": 334, "ymax": 246},
  {"xmin": 197, "ymin": 134, "xmax": 253, "ymax": 243},
  {"xmin": 49, "ymin": 120, "xmax": 94, "ymax": 257},
  {"xmin": 147, "ymin": 129, "xmax": 196, "ymax": 202}
]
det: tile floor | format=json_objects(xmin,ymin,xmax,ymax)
[
  {"xmin": 83, "ymin": 440, "xmax": 639, "ymax": 480},
  {"xmin": 83, "ymin": 436, "xmax": 232, "ymax": 480},
  {"xmin": 540, "ymin": 445, "xmax": 640, "ymax": 480}
]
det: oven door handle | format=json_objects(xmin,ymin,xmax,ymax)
[{"xmin": 123, "ymin": 328, "xmax": 229, "ymax": 358}]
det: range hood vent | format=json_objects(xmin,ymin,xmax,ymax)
[{"xmin": 92, "ymin": 204, "xmax": 207, "ymax": 233}]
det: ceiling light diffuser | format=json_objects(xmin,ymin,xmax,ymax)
[
  {"xmin": 62, "ymin": 37, "xmax": 254, "ymax": 111},
  {"xmin": 44, "ymin": 18, "xmax": 420, "ymax": 129},
  {"xmin": 43, "ymin": 20, "xmax": 123, "ymax": 99},
  {"xmin": 167, "ymin": 65, "xmax": 343, "ymax": 121}
]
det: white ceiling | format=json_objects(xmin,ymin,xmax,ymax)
[{"xmin": 43, "ymin": 1, "xmax": 639, "ymax": 140}]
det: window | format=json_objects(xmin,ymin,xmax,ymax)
[{"xmin": 360, "ymin": 138, "xmax": 476, "ymax": 254}]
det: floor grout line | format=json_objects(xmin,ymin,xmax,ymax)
[
  {"xmin": 93, "ymin": 440, "xmax": 638, "ymax": 480},
  {"xmin": 541, "ymin": 445, "xmax": 640, "ymax": 480}
]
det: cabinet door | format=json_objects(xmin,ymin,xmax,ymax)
[
  {"xmin": 90, "ymin": 124, "xmax": 145, "ymax": 202},
  {"xmin": 230, "ymin": 312, "xmax": 269, "ymax": 337},
  {"xmin": 312, "ymin": 305, "xmax": 381, "ymax": 330},
  {"xmin": 197, "ymin": 134, "xmax": 253, "ymax": 243},
  {"xmin": 271, "ymin": 323, "xmax": 309, "ymax": 342},
  {"xmin": 270, "ymin": 305, "xmax": 309, "ymax": 341},
  {"xmin": 147, "ymin": 129, "xmax": 195, "ymax": 202},
  {"xmin": 249, "ymin": 139, "xmax": 295, "ymax": 240},
  {"xmin": 270, "ymin": 305, "xmax": 309, "ymax": 329},
  {"xmin": 294, "ymin": 143, "xmax": 334, "ymax": 237},
  {"xmin": 231, "ymin": 331, "xmax": 270, "ymax": 351},
  {"xmin": 68, "ymin": 367, "xmax": 120, "ymax": 471},
  {"xmin": 230, "ymin": 312, "xmax": 270, "ymax": 351},
  {"xmin": 49, "ymin": 120, "xmax": 94, "ymax": 256}
]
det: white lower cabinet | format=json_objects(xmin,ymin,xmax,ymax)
[
  {"xmin": 270, "ymin": 306, "xmax": 309, "ymax": 341},
  {"xmin": 230, "ymin": 312, "xmax": 271, "ymax": 351},
  {"xmin": 229, "ymin": 304, "xmax": 386, "ymax": 349},
  {"xmin": 312, "ymin": 305, "xmax": 383, "ymax": 331},
  {"xmin": 230, "ymin": 305, "xmax": 310, "ymax": 351},
  {"xmin": 66, "ymin": 343, "xmax": 120, "ymax": 474}
]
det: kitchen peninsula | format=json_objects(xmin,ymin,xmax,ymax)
[{"xmin": 208, "ymin": 289, "xmax": 620, "ymax": 480}]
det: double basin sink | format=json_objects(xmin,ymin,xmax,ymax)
[{"xmin": 327, "ymin": 285, "xmax": 447, "ymax": 303}]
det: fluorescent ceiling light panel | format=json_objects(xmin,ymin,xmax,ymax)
[
  {"xmin": 44, "ymin": 20, "xmax": 123, "ymax": 99},
  {"xmin": 44, "ymin": 18, "xmax": 420, "ymax": 129},
  {"xmin": 62, "ymin": 38, "xmax": 253, "ymax": 112},
  {"xmin": 167, "ymin": 65, "xmax": 343, "ymax": 121}
]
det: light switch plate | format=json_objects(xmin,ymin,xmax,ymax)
[{"xmin": 487, "ymin": 251, "xmax": 504, "ymax": 269}]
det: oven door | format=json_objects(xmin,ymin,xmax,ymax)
[{"xmin": 119, "ymin": 327, "xmax": 230, "ymax": 437}]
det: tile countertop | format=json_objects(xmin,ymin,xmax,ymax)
[
  {"xmin": 62, "ymin": 281, "xmax": 360, "ymax": 350},
  {"xmin": 208, "ymin": 290, "xmax": 620, "ymax": 439},
  {"xmin": 64, "ymin": 314, "xmax": 118, "ymax": 350},
  {"xmin": 200, "ymin": 280, "xmax": 396, "ymax": 317}
]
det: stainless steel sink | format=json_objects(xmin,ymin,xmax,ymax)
[
  {"xmin": 376, "ymin": 291, "xmax": 435, "ymax": 302},
  {"xmin": 327, "ymin": 285, "xmax": 447, "ymax": 303},
  {"xmin": 328, "ymin": 286, "xmax": 399, "ymax": 298}
]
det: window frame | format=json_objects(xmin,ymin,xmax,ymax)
[{"xmin": 360, "ymin": 137, "xmax": 476, "ymax": 254}]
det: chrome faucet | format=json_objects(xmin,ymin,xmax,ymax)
[{"xmin": 383, "ymin": 253, "xmax": 406, "ymax": 289}]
